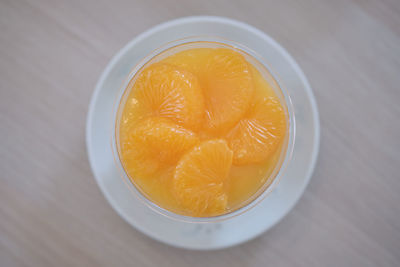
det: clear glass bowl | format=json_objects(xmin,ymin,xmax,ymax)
[{"xmin": 111, "ymin": 36, "xmax": 295, "ymax": 223}]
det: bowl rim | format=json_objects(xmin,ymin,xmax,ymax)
[{"xmin": 111, "ymin": 36, "xmax": 296, "ymax": 223}]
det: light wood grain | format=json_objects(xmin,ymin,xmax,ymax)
[{"xmin": 1, "ymin": 0, "xmax": 400, "ymax": 266}]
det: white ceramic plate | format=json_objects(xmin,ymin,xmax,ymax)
[{"xmin": 86, "ymin": 16, "xmax": 320, "ymax": 250}]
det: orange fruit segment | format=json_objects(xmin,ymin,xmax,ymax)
[
  {"xmin": 119, "ymin": 117, "xmax": 199, "ymax": 177},
  {"xmin": 163, "ymin": 48, "xmax": 210, "ymax": 75},
  {"xmin": 172, "ymin": 139, "xmax": 233, "ymax": 216},
  {"xmin": 123, "ymin": 63, "xmax": 204, "ymax": 130},
  {"xmin": 226, "ymin": 75, "xmax": 286, "ymax": 165},
  {"xmin": 165, "ymin": 48, "xmax": 254, "ymax": 133},
  {"xmin": 203, "ymin": 49, "xmax": 254, "ymax": 132}
]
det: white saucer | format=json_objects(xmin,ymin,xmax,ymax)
[{"xmin": 86, "ymin": 16, "xmax": 320, "ymax": 250}]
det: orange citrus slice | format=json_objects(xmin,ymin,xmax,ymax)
[
  {"xmin": 124, "ymin": 63, "xmax": 204, "ymax": 130},
  {"xmin": 226, "ymin": 92, "xmax": 286, "ymax": 165},
  {"xmin": 119, "ymin": 117, "xmax": 199, "ymax": 177},
  {"xmin": 162, "ymin": 48, "xmax": 210, "ymax": 75},
  {"xmin": 172, "ymin": 139, "xmax": 233, "ymax": 216}
]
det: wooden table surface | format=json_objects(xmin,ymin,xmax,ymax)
[{"xmin": 1, "ymin": 0, "xmax": 400, "ymax": 266}]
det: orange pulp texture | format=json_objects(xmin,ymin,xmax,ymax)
[{"xmin": 118, "ymin": 47, "xmax": 287, "ymax": 217}]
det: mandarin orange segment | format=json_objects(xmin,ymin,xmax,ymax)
[
  {"xmin": 164, "ymin": 48, "xmax": 254, "ymax": 133},
  {"xmin": 204, "ymin": 49, "xmax": 254, "ymax": 132},
  {"xmin": 226, "ymin": 92, "xmax": 286, "ymax": 165},
  {"xmin": 172, "ymin": 139, "xmax": 233, "ymax": 216},
  {"xmin": 124, "ymin": 63, "xmax": 204, "ymax": 130},
  {"xmin": 162, "ymin": 48, "xmax": 211, "ymax": 75},
  {"xmin": 120, "ymin": 117, "xmax": 199, "ymax": 177}
]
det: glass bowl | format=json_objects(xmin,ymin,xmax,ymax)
[{"xmin": 111, "ymin": 36, "xmax": 295, "ymax": 223}]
